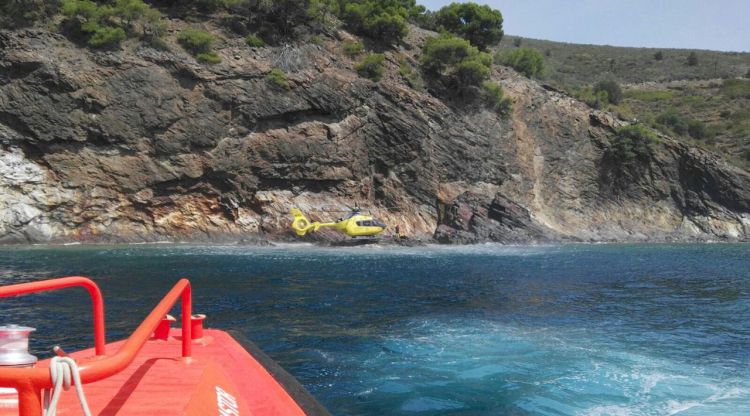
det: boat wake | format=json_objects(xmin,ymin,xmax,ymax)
[{"xmin": 336, "ymin": 317, "xmax": 750, "ymax": 415}]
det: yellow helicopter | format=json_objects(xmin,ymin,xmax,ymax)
[{"xmin": 290, "ymin": 207, "xmax": 387, "ymax": 237}]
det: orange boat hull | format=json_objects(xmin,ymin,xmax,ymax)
[{"xmin": 0, "ymin": 329, "xmax": 327, "ymax": 416}]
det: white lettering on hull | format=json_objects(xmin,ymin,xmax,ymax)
[{"xmin": 216, "ymin": 386, "xmax": 240, "ymax": 416}]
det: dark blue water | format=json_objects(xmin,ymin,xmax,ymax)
[{"xmin": 1, "ymin": 244, "xmax": 749, "ymax": 415}]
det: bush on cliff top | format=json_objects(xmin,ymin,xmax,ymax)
[
  {"xmin": 60, "ymin": 0, "xmax": 164, "ymax": 48},
  {"xmin": 593, "ymin": 79, "xmax": 622, "ymax": 105},
  {"xmin": 306, "ymin": 0, "xmax": 431, "ymax": 45},
  {"xmin": 338, "ymin": 0, "xmax": 410, "ymax": 45},
  {"xmin": 610, "ymin": 124, "xmax": 658, "ymax": 162},
  {"xmin": 496, "ymin": 47, "xmax": 545, "ymax": 78},
  {"xmin": 434, "ymin": 2, "xmax": 504, "ymax": 50},
  {"xmin": 421, "ymin": 34, "xmax": 493, "ymax": 93},
  {"xmin": 211, "ymin": 0, "xmax": 338, "ymax": 43},
  {"xmin": 573, "ymin": 85, "xmax": 609, "ymax": 110}
]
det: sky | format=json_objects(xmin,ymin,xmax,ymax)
[{"xmin": 420, "ymin": 0, "xmax": 750, "ymax": 52}]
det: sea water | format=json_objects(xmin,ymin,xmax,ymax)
[{"xmin": 0, "ymin": 243, "xmax": 748, "ymax": 415}]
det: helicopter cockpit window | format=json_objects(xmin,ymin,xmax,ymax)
[{"xmin": 356, "ymin": 220, "xmax": 385, "ymax": 228}]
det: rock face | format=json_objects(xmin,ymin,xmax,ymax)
[
  {"xmin": 1, "ymin": 27, "xmax": 749, "ymax": 244},
  {"xmin": 434, "ymin": 192, "xmax": 561, "ymax": 244}
]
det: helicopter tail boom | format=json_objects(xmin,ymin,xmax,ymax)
[{"xmin": 289, "ymin": 208, "xmax": 337, "ymax": 236}]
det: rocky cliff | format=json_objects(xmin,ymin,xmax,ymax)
[{"xmin": 1, "ymin": 25, "xmax": 749, "ymax": 244}]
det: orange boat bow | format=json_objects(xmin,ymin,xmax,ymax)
[{"xmin": 0, "ymin": 277, "xmax": 329, "ymax": 416}]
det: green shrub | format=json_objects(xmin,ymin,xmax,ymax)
[
  {"xmin": 496, "ymin": 48, "xmax": 544, "ymax": 78},
  {"xmin": 114, "ymin": 0, "xmax": 150, "ymax": 24},
  {"xmin": 356, "ymin": 54, "xmax": 385, "ymax": 82},
  {"xmin": 179, "ymin": 29, "xmax": 216, "ymax": 53},
  {"xmin": 397, "ymin": 57, "xmax": 425, "ymax": 90},
  {"xmin": 61, "ymin": 0, "xmax": 163, "ymax": 47},
  {"xmin": 197, "ymin": 52, "xmax": 222, "ymax": 64},
  {"xmin": 219, "ymin": 0, "xmax": 338, "ymax": 42},
  {"xmin": 145, "ymin": 35, "xmax": 170, "ymax": 50},
  {"xmin": 343, "ymin": 2, "xmax": 407, "ymax": 45},
  {"xmin": 610, "ymin": 124, "xmax": 658, "ymax": 162},
  {"xmin": 434, "ymin": 2, "xmax": 504, "ymax": 50},
  {"xmin": 336, "ymin": 0, "xmax": 425, "ymax": 45},
  {"xmin": 745, "ymin": 69, "xmax": 750, "ymax": 79},
  {"xmin": 656, "ymin": 115, "xmax": 711, "ymax": 142},
  {"xmin": 482, "ymin": 81, "xmax": 512, "ymax": 115},
  {"xmin": 454, "ymin": 58, "xmax": 491, "ymax": 88},
  {"xmin": 1, "ymin": 0, "xmax": 59, "ymax": 28},
  {"xmin": 398, "ymin": 60, "xmax": 411, "ymax": 77},
  {"xmin": 306, "ymin": 0, "xmax": 339, "ymax": 33},
  {"xmin": 87, "ymin": 25, "xmax": 127, "ymax": 47},
  {"xmin": 61, "ymin": 0, "xmax": 101, "ymax": 21},
  {"xmin": 572, "ymin": 86, "xmax": 608, "ymax": 109},
  {"xmin": 623, "ymin": 89, "xmax": 674, "ymax": 101},
  {"xmin": 421, "ymin": 34, "xmax": 492, "ymax": 92},
  {"xmin": 742, "ymin": 148, "xmax": 750, "ymax": 161},
  {"xmin": 422, "ymin": 36, "xmax": 479, "ymax": 73},
  {"xmin": 245, "ymin": 35, "xmax": 266, "ymax": 47},
  {"xmin": 266, "ymin": 68, "xmax": 290, "ymax": 89},
  {"xmin": 343, "ymin": 40, "xmax": 364, "ymax": 57},
  {"xmin": 594, "ymin": 79, "xmax": 622, "ymax": 104},
  {"xmin": 179, "ymin": 29, "xmax": 222, "ymax": 63},
  {"xmin": 687, "ymin": 51, "xmax": 698, "ymax": 66},
  {"xmin": 721, "ymin": 78, "xmax": 750, "ymax": 99},
  {"xmin": 656, "ymin": 108, "xmax": 689, "ymax": 135},
  {"xmin": 654, "ymin": 51, "xmax": 664, "ymax": 61},
  {"xmin": 141, "ymin": 7, "xmax": 166, "ymax": 39},
  {"xmin": 412, "ymin": 8, "xmax": 436, "ymax": 30},
  {"xmin": 687, "ymin": 119, "xmax": 708, "ymax": 140}
]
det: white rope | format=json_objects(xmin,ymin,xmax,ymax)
[{"xmin": 44, "ymin": 356, "xmax": 92, "ymax": 416}]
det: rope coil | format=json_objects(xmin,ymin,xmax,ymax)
[{"xmin": 44, "ymin": 356, "xmax": 91, "ymax": 416}]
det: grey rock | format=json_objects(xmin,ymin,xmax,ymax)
[{"xmin": 0, "ymin": 27, "xmax": 748, "ymax": 244}]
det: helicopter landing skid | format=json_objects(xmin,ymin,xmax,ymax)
[{"xmin": 327, "ymin": 237, "xmax": 381, "ymax": 247}]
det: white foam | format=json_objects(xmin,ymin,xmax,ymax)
[
  {"xmin": 377, "ymin": 316, "xmax": 750, "ymax": 415},
  {"xmin": 583, "ymin": 404, "xmax": 632, "ymax": 416}
]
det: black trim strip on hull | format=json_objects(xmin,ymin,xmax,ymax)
[{"xmin": 227, "ymin": 330, "xmax": 332, "ymax": 416}]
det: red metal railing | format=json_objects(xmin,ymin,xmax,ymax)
[
  {"xmin": 0, "ymin": 277, "xmax": 192, "ymax": 416},
  {"xmin": 0, "ymin": 277, "xmax": 106, "ymax": 356}
]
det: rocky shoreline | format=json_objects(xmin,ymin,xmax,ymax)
[{"xmin": 2, "ymin": 26, "xmax": 749, "ymax": 245}]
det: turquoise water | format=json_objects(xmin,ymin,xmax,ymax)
[{"xmin": 0, "ymin": 243, "xmax": 749, "ymax": 415}]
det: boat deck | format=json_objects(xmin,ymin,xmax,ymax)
[{"xmin": 0, "ymin": 329, "xmax": 308, "ymax": 416}]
